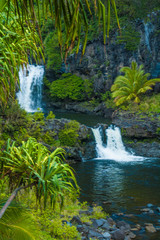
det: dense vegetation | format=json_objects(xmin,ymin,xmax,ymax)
[
  {"xmin": 111, "ymin": 61, "xmax": 160, "ymax": 106},
  {"xmin": 0, "ymin": 0, "xmax": 160, "ymax": 239}
]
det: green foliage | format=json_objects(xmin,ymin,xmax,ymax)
[
  {"xmin": 92, "ymin": 206, "xmax": 107, "ymax": 219},
  {"xmin": 59, "ymin": 121, "xmax": 80, "ymax": 147},
  {"xmin": 111, "ymin": 61, "xmax": 160, "ymax": 106},
  {"xmin": 50, "ymin": 73, "xmax": 93, "ymax": 101},
  {"xmin": 33, "ymin": 110, "xmax": 45, "ymax": 122},
  {"xmin": 101, "ymin": 92, "xmax": 115, "ymax": 108},
  {"xmin": 46, "ymin": 111, "xmax": 55, "ymax": 120},
  {"xmin": 116, "ymin": 26, "xmax": 140, "ymax": 51},
  {"xmin": 1, "ymin": 138, "xmax": 78, "ymax": 209},
  {"xmin": 41, "ymin": 131, "xmax": 56, "ymax": 146},
  {"xmin": 120, "ymin": 93, "xmax": 160, "ymax": 114},
  {"xmin": 50, "ymin": 219, "xmax": 80, "ymax": 240},
  {"xmin": 44, "ymin": 31, "xmax": 62, "ymax": 73},
  {"xmin": 0, "ymin": 201, "xmax": 37, "ymax": 240},
  {"xmin": 0, "ymin": 7, "xmax": 43, "ymax": 110}
]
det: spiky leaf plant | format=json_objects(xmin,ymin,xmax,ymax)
[
  {"xmin": 0, "ymin": 138, "xmax": 78, "ymax": 216},
  {"xmin": 0, "ymin": 200, "xmax": 37, "ymax": 240},
  {"xmin": 1, "ymin": 0, "xmax": 120, "ymax": 57},
  {"xmin": 111, "ymin": 61, "xmax": 160, "ymax": 106},
  {"xmin": 0, "ymin": 6, "xmax": 43, "ymax": 110}
]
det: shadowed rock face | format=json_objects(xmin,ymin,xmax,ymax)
[
  {"xmin": 67, "ymin": 11, "xmax": 160, "ymax": 94},
  {"xmin": 40, "ymin": 118, "xmax": 97, "ymax": 162},
  {"xmin": 112, "ymin": 111, "xmax": 160, "ymax": 158}
]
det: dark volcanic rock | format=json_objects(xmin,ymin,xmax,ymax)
[
  {"xmin": 40, "ymin": 118, "xmax": 96, "ymax": 161},
  {"xmin": 112, "ymin": 111, "xmax": 160, "ymax": 157}
]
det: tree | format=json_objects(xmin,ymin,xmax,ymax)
[
  {"xmin": 0, "ymin": 138, "xmax": 78, "ymax": 218},
  {"xmin": 0, "ymin": 7, "xmax": 43, "ymax": 110},
  {"xmin": 0, "ymin": 0, "xmax": 120, "ymax": 110},
  {"xmin": 111, "ymin": 61, "xmax": 160, "ymax": 106}
]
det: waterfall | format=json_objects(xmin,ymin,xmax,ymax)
[
  {"xmin": 143, "ymin": 22, "xmax": 154, "ymax": 52},
  {"xmin": 17, "ymin": 65, "xmax": 44, "ymax": 112},
  {"xmin": 92, "ymin": 125, "xmax": 144, "ymax": 161}
]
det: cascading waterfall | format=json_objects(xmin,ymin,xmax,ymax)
[
  {"xmin": 92, "ymin": 125, "xmax": 144, "ymax": 161},
  {"xmin": 17, "ymin": 65, "xmax": 44, "ymax": 112},
  {"xmin": 143, "ymin": 21, "xmax": 154, "ymax": 52}
]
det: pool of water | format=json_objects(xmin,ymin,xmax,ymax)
[
  {"xmin": 44, "ymin": 109, "xmax": 111, "ymax": 127},
  {"xmin": 71, "ymin": 158, "xmax": 160, "ymax": 239},
  {"xmin": 72, "ymin": 158, "xmax": 160, "ymax": 212}
]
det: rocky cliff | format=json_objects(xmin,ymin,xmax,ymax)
[{"xmin": 67, "ymin": 11, "xmax": 160, "ymax": 94}]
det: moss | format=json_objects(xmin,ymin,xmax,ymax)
[{"xmin": 59, "ymin": 120, "xmax": 80, "ymax": 147}]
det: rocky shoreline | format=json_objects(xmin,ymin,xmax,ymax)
[
  {"xmin": 40, "ymin": 110, "xmax": 160, "ymax": 161},
  {"xmin": 67, "ymin": 203, "xmax": 160, "ymax": 240}
]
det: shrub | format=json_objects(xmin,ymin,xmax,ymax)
[
  {"xmin": 59, "ymin": 120, "xmax": 80, "ymax": 147},
  {"xmin": 46, "ymin": 111, "xmax": 55, "ymax": 120},
  {"xmin": 50, "ymin": 73, "xmax": 92, "ymax": 101}
]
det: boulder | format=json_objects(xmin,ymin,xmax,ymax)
[{"xmin": 145, "ymin": 223, "xmax": 157, "ymax": 233}]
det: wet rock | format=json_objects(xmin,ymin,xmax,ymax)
[
  {"xmin": 147, "ymin": 203, "xmax": 154, "ymax": 208},
  {"xmin": 127, "ymin": 232, "xmax": 136, "ymax": 239},
  {"xmin": 107, "ymin": 217, "xmax": 116, "ymax": 226},
  {"xmin": 88, "ymin": 229, "xmax": 103, "ymax": 239},
  {"xmin": 157, "ymin": 207, "xmax": 160, "ymax": 212},
  {"xmin": 111, "ymin": 229, "xmax": 125, "ymax": 240},
  {"xmin": 103, "ymin": 232, "xmax": 111, "ymax": 239},
  {"xmin": 141, "ymin": 208, "xmax": 150, "ymax": 212},
  {"xmin": 92, "ymin": 219, "xmax": 105, "ymax": 228},
  {"xmin": 131, "ymin": 224, "xmax": 141, "ymax": 231},
  {"xmin": 101, "ymin": 222, "xmax": 110, "ymax": 231},
  {"xmin": 124, "ymin": 236, "xmax": 131, "ymax": 240},
  {"xmin": 145, "ymin": 223, "xmax": 157, "ymax": 233},
  {"xmin": 117, "ymin": 213, "xmax": 124, "ymax": 216},
  {"xmin": 116, "ymin": 221, "xmax": 131, "ymax": 234}
]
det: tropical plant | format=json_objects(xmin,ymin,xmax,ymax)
[
  {"xmin": 0, "ymin": 7, "xmax": 43, "ymax": 110},
  {"xmin": 0, "ymin": 200, "xmax": 37, "ymax": 240},
  {"xmin": 111, "ymin": 61, "xmax": 160, "ymax": 106},
  {"xmin": 1, "ymin": 0, "xmax": 120, "ymax": 57},
  {"xmin": 0, "ymin": 138, "xmax": 78, "ymax": 218},
  {"xmin": 0, "ymin": 0, "xmax": 120, "ymax": 110}
]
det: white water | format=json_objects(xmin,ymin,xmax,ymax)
[
  {"xmin": 92, "ymin": 125, "xmax": 144, "ymax": 162},
  {"xmin": 144, "ymin": 22, "xmax": 154, "ymax": 52},
  {"xmin": 17, "ymin": 65, "xmax": 44, "ymax": 112}
]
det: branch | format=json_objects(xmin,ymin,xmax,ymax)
[{"xmin": 0, "ymin": 182, "xmax": 36, "ymax": 219}]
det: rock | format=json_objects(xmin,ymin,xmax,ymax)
[
  {"xmin": 76, "ymin": 225, "xmax": 84, "ymax": 232},
  {"xmin": 107, "ymin": 217, "xmax": 116, "ymax": 226},
  {"xmin": 147, "ymin": 203, "xmax": 154, "ymax": 208},
  {"xmin": 116, "ymin": 221, "xmax": 131, "ymax": 234},
  {"xmin": 101, "ymin": 222, "xmax": 110, "ymax": 231},
  {"xmin": 131, "ymin": 224, "xmax": 141, "ymax": 231},
  {"xmin": 157, "ymin": 207, "xmax": 160, "ymax": 212},
  {"xmin": 71, "ymin": 216, "xmax": 82, "ymax": 225},
  {"xmin": 155, "ymin": 226, "xmax": 160, "ymax": 231},
  {"xmin": 117, "ymin": 213, "xmax": 124, "ymax": 216},
  {"xmin": 145, "ymin": 223, "xmax": 157, "ymax": 233},
  {"xmin": 127, "ymin": 232, "xmax": 136, "ymax": 239},
  {"xmin": 103, "ymin": 232, "xmax": 111, "ymax": 239},
  {"xmin": 141, "ymin": 208, "xmax": 150, "ymax": 212},
  {"xmin": 124, "ymin": 237, "xmax": 131, "ymax": 240},
  {"xmin": 88, "ymin": 229, "xmax": 103, "ymax": 239},
  {"xmin": 111, "ymin": 229, "xmax": 125, "ymax": 240},
  {"xmin": 79, "ymin": 210, "xmax": 92, "ymax": 215},
  {"xmin": 92, "ymin": 219, "xmax": 105, "ymax": 228}
]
